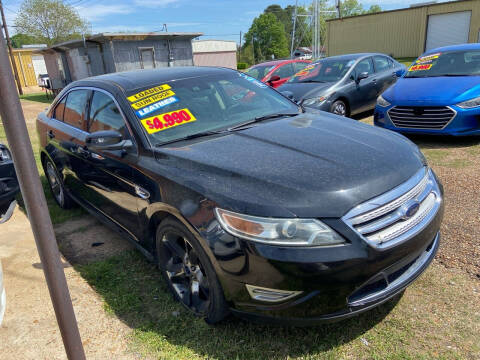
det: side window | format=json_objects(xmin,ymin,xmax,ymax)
[
  {"xmin": 54, "ymin": 95, "xmax": 67, "ymax": 121},
  {"xmin": 374, "ymin": 56, "xmax": 391, "ymax": 72},
  {"xmin": 273, "ymin": 63, "xmax": 294, "ymax": 79},
  {"xmin": 89, "ymin": 91, "xmax": 127, "ymax": 137},
  {"xmin": 355, "ymin": 58, "xmax": 374, "ymax": 75},
  {"xmin": 63, "ymin": 89, "xmax": 90, "ymax": 130},
  {"xmin": 293, "ymin": 62, "xmax": 309, "ymax": 73}
]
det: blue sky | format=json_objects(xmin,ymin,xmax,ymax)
[{"xmin": 3, "ymin": 0, "xmax": 449, "ymax": 43}]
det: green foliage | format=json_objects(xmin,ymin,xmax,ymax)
[
  {"xmin": 10, "ymin": 33, "xmax": 40, "ymax": 48},
  {"xmin": 14, "ymin": 0, "xmax": 90, "ymax": 46},
  {"xmin": 243, "ymin": 13, "xmax": 290, "ymax": 62},
  {"xmin": 237, "ymin": 62, "xmax": 248, "ymax": 70},
  {"xmin": 265, "ymin": 4, "xmax": 311, "ymax": 50},
  {"xmin": 366, "ymin": 4, "xmax": 382, "ymax": 14}
]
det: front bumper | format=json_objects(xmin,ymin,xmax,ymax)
[
  {"xmin": 203, "ymin": 169, "xmax": 444, "ymax": 324},
  {"xmin": 0, "ymin": 160, "xmax": 19, "ymax": 215},
  {"xmin": 374, "ymin": 104, "xmax": 480, "ymax": 136}
]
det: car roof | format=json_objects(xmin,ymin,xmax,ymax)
[
  {"xmin": 74, "ymin": 66, "xmax": 237, "ymax": 93},
  {"xmin": 316, "ymin": 53, "xmax": 390, "ymax": 62},
  {"xmin": 425, "ymin": 43, "xmax": 480, "ymax": 55}
]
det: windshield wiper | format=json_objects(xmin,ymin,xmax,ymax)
[
  {"xmin": 155, "ymin": 130, "xmax": 229, "ymax": 147},
  {"xmin": 227, "ymin": 112, "xmax": 300, "ymax": 131}
]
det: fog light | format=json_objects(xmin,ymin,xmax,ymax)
[{"xmin": 245, "ymin": 284, "xmax": 302, "ymax": 303}]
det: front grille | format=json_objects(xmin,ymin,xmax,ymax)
[
  {"xmin": 342, "ymin": 168, "xmax": 442, "ymax": 249},
  {"xmin": 388, "ymin": 106, "xmax": 455, "ymax": 129}
]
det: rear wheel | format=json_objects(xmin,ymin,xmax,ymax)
[
  {"xmin": 331, "ymin": 100, "xmax": 348, "ymax": 117},
  {"xmin": 43, "ymin": 159, "xmax": 75, "ymax": 209},
  {"xmin": 156, "ymin": 217, "xmax": 229, "ymax": 324}
]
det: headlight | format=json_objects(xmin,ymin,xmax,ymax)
[
  {"xmin": 377, "ymin": 95, "xmax": 391, "ymax": 107},
  {"xmin": 456, "ymin": 96, "xmax": 480, "ymax": 109},
  {"xmin": 215, "ymin": 208, "xmax": 346, "ymax": 247},
  {"xmin": 302, "ymin": 95, "xmax": 328, "ymax": 107}
]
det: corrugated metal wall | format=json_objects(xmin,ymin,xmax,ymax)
[
  {"xmin": 326, "ymin": 0, "xmax": 480, "ymax": 58},
  {"xmin": 9, "ymin": 50, "xmax": 38, "ymax": 87},
  {"xmin": 193, "ymin": 51, "xmax": 237, "ymax": 69}
]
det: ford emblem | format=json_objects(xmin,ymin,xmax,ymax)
[{"xmin": 400, "ymin": 200, "xmax": 420, "ymax": 220}]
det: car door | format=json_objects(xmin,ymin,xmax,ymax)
[
  {"xmin": 349, "ymin": 57, "xmax": 378, "ymax": 113},
  {"xmin": 373, "ymin": 55, "xmax": 396, "ymax": 94},
  {"xmin": 269, "ymin": 63, "xmax": 295, "ymax": 88},
  {"xmin": 47, "ymin": 88, "xmax": 94, "ymax": 201},
  {"xmin": 81, "ymin": 89, "xmax": 143, "ymax": 240}
]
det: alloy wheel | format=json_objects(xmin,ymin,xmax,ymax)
[
  {"xmin": 46, "ymin": 162, "xmax": 64, "ymax": 206},
  {"xmin": 161, "ymin": 232, "xmax": 211, "ymax": 314},
  {"xmin": 333, "ymin": 102, "xmax": 347, "ymax": 116}
]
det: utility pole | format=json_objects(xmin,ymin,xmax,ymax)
[
  {"xmin": 0, "ymin": 0, "xmax": 23, "ymax": 95},
  {"xmin": 239, "ymin": 30, "xmax": 242, "ymax": 60},
  {"xmin": 290, "ymin": 0, "xmax": 298, "ymax": 58},
  {"xmin": 0, "ymin": 26, "xmax": 85, "ymax": 360}
]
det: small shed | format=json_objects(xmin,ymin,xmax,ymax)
[
  {"xmin": 192, "ymin": 40, "xmax": 237, "ymax": 69},
  {"xmin": 36, "ymin": 32, "xmax": 203, "ymax": 91},
  {"xmin": 9, "ymin": 47, "xmax": 47, "ymax": 88}
]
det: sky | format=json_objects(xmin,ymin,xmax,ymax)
[{"xmin": 3, "ymin": 0, "xmax": 450, "ymax": 43}]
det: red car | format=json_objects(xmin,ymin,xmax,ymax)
[{"xmin": 245, "ymin": 59, "xmax": 311, "ymax": 88}]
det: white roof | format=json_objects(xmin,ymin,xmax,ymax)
[{"xmin": 192, "ymin": 40, "xmax": 237, "ymax": 53}]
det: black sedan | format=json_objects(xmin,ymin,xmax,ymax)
[
  {"xmin": 278, "ymin": 53, "xmax": 406, "ymax": 116},
  {"xmin": 37, "ymin": 67, "xmax": 443, "ymax": 325}
]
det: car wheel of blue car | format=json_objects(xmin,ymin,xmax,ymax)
[
  {"xmin": 43, "ymin": 159, "xmax": 75, "ymax": 209},
  {"xmin": 331, "ymin": 100, "xmax": 348, "ymax": 117},
  {"xmin": 156, "ymin": 217, "xmax": 229, "ymax": 324}
]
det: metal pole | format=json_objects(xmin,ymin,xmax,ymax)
[
  {"xmin": 0, "ymin": 28, "xmax": 86, "ymax": 360},
  {"xmin": 290, "ymin": 0, "xmax": 298, "ymax": 58},
  {"xmin": 239, "ymin": 30, "xmax": 242, "ymax": 60},
  {"xmin": 0, "ymin": 0, "xmax": 23, "ymax": 95}
]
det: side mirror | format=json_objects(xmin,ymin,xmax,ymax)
[
  {"xmin": 396, "ymin": 68, "xmax": 406, "ymax": 77},
  {"xmin": 86, "ymin": 130, "xmax": 132, "ymax": 151},
  {"xmin": 357, "ymin": 72, "xmax": 369, "ymax": 83},
  {"xmin": 267, "ymin": 75, "xmax": 281, "ymax": 84}
]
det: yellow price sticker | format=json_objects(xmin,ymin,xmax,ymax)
[
  {"xmin": 127, "ymin": 84, "xmax": 172, "ymax": 102},
  {"xmin": 141, "ymin": 108, "xmax": 197, "ymax": 135},
  {"xmin": 131, "ymin": 90, "xmax": 176, "ymax": 110}
]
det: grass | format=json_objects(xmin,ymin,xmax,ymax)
[
  {"xmin": 0, "ymin": 111, "xmax": 84, "ymax": 224},
  {"xmin": 77, "ymin": 251, "xmax": 479, "ymax": 359},
  {"xmin": 19, "ymin": 92, "xmax": 52, "ymax": 104}
]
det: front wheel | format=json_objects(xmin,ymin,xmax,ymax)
[
  {"xmin": 330, "ymin": 100, "xmax": 348, "ymax": 117},
  {"xmin": 156, "ymin": 217, "xmax": 229, "ymax": 324}
]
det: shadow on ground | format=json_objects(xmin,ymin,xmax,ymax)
[{"xmin": 53, "ymin": 214, "xmax": 403, "ymax": 360}]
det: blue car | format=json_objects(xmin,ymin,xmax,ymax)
[{"xmin": 374, "ymin": 44, "xmax": 480, "ymax": 136}]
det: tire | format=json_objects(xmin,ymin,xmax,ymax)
[
  {"xmin": 43, "ymin": 158, "xmax": 75, "ymax": 209},
  {"xmin": 330, "ymin": 99, "xmax": 349, "ymax": 117},
  {"xmin": 156, "ymin": 217, "xmax": 229, "ymax": 324}
]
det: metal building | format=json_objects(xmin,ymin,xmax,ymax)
[
  {"xmin": 192, "ymin": 40, "xmax": 237, "ymax": 69},
  {"xmin": 326, "ymin": 0, "xmax": 480, "ymax": 58},
  {"xmin": 37, "ymin": 32, "xmax": 202, "ymax": 91},
  {"xmin": 8, "ymin": 48, "xmax": 47, "ymax": 88}
]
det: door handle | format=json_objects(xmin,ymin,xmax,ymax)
[
  {"xmin": 135, "ymin": 185, "xmax": 150, "ymax": 200},
  {"xmin": 48, "ymin": 130, "xmax": 55, "ymax": 139},
  {"xmin": 372, "ymin": 78, "xmax": 377, "ymax": 83}
]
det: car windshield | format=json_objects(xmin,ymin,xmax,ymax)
[
  {"xmin": 287, "ymin": 58, "xmax": 355, "ymax": 83},
  {"xmin": 126, "ymin": 72, "xmax": 299, "ymax": 146},
  {"xmin": 245, "ymin": 65, "xmax": 275, "ymax": 80},
  {"xmin": 405, "ymin": 50, "xmax": 480, "ymax": 78}
]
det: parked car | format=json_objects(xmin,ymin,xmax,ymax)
[
  {"xmin": 0, "ymin": 143, "xmax": 19, "ymax": 326},
  {"xmin": 278, "ymin": 53, "xmax": 405, "ymax": 116},
  {"xmin": 37, "ymin": 67, "xmax": 443, "ymax": 325},
  {"xmin": 244, "ymin": 59, "xmax": 311, "ymax": 88},
  {"xmin": 375, "ymin": 44, "xmax": 480, "ymax": 135}
]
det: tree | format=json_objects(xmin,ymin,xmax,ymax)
[
  {"xmin": 243, "ymin": 13, "xmax": 290, "ymax": 62},
  {"xmin": 10, "ymin": 33, "xmax": 40, "ymax": 48},
  {"xmin": 15, "ymin": 0, "xmax": 90, "ymax": 46},
  {"xmin": 365, "ymin": 4, "xmax": 382, "ymax": 14},
  {"xmin": 339, "ymin": 0, "xmax": 364, "ymax": 17}
]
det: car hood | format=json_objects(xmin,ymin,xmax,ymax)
[
  {"xmin": 154, "ymin": 113, "xmax": 424, "ymax": 218},
  {"xmin": 383, "ymin": 76, "xmax": 480, "ymax": 106},
  {"xmin": 278, "ymin": 82, "xmax": 335, "ymax": 102}
]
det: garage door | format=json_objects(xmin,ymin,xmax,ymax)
[{"xmin": 425, "ymin": 11, "xmax": 471, "ymax": 51}]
